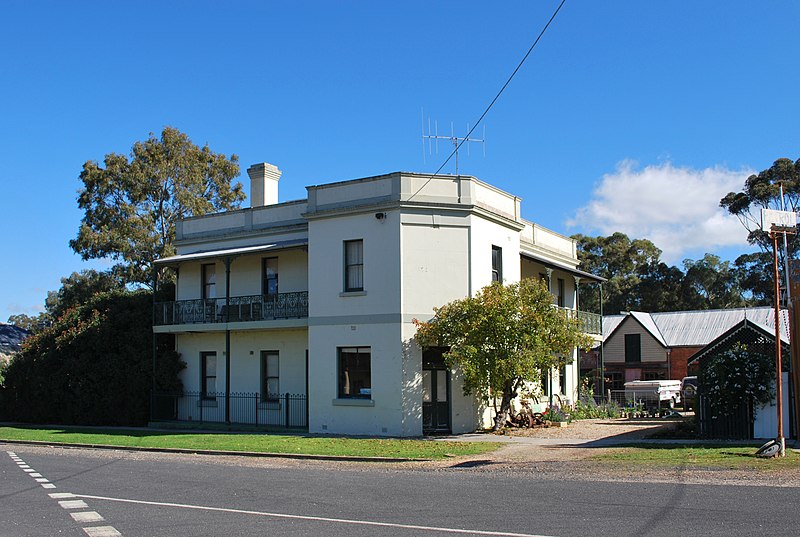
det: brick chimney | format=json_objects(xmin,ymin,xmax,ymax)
[{"xmin": 247, "ymin": 162, "xmax": 282, "ymax": 207}]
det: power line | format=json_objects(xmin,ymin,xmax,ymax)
[{"xmin": 408, "ymin": 0, "xmax": 568, "ymax": 201}]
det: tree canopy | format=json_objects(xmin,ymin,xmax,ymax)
[
  {"xmin": 70, "ymin": 127, "xmax": 245, "ymax": 285},
  {"xmin": 720, "ymin": 157, "xmax": 800, "ymax": 253},
  {"xmin": 573, "ymin": 233, "xmax": 769, "ymax": 314},
  {"xmin": 414, "ymin": 278, "xmax": 593, "ymax": 431}
]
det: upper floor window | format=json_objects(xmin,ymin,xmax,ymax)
[
  {"xmin": 202, "ymin": 264, "xmax": 216, "ymax": 299},
  {"xmin": 263, "ymin": 258, "xmax": 278, "ymax": 296},
  {"xmin": 491, "ymin": 245, "xmax": 502, "ymax": 283},
  {"xmin": 557, "ymin": 278, "xmax": 565, "ymax": 307},
  {"xmin": 344, "ymin": 240, "xmax": 364, "ymax": 292},
  {"xmin": 625, "ymin": 333, "xmax": 642, "ymax": 363}
]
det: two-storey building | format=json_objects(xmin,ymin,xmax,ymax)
[{"xmin": 153, "ymin": 162, "xmax": 602, "ymax": 436}]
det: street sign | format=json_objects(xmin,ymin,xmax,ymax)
[{"xmin": 761, "ymin": 208, "xmax": 797, "ymax": 231}]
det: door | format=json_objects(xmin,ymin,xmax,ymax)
[{"xmin": 422, "ymin": 348, "xmax": 451, "ymax": 434}]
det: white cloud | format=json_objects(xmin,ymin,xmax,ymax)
[{"xmin": 567, "ymin": 161, "xmax": 753, "ymax": 264}]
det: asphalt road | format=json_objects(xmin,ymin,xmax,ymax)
[{"xmin": 1, "ymin": 444, "xmax": 798, "ymax": 537}]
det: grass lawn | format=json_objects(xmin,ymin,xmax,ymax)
[
  {"xmin": 592, "ymin": 444, "xmax": 800, "ymax": 470},
  {"xmin": 0, "ymin": 426, "xmax": 500, "ymax": 460}
]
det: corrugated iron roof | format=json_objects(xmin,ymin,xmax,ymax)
[{"xmin": 603, "ymin": 307, "xmax": 790, "ymax": 346}]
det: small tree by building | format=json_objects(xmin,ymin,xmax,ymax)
[{"xmin": 414, "ymin": 278, "xmax": 593, "ymax": 431}]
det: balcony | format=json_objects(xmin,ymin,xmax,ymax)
[
  {"xmin": 154, "ymin": 291, "xmax": 309, "ymax": 326},
  {"xmin": 555, "ymin": 306, "xmax": 602, "ymax": 335}
]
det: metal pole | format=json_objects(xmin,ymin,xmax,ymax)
[
  {"xmin": 599, "ymin": 283, "xmax": 605, "ymax": 400},
  {"xmin": 773, "ymin": 230, "xmax": 785, "ymax": 457},
  {"xmin": 225, "ymin": 257, "xmax": 232, "ymax": 425}
]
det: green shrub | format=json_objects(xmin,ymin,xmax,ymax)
[{"xmin": 2, "ymin": 290, "xmax": 184, "ymax": 426}]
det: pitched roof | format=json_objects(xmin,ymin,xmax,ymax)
[
  {"xmin": 603, "ymin": 307, "xmax": 789, "ymax": 347},
  {"xmin": 688, "ymin": 317, "xmax": 790, "ymax": 364}
]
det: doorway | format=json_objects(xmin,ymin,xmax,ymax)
[{"xmin": 422, "ymin": 348, "xmax": 451, "ymax": 434}]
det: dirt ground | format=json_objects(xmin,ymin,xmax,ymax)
[{"xmin": 422, "ymin": 418, "xmax": 800, "ymax": 487}]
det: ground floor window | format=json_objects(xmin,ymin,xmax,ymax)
[
  {"xmin": 559, "ymin": 365, "xmax": 567, "ymax": 395},
  {"xmin": 338, "ymin": 347, "xmax": 371, "ymax": 399},
  {"xmin": 540, "ymin": 369, "xmax": 550, "ymax": 397},
  {"xmin": 261, "ymin": 351, "xmax": 279, "ymax": 402},
  {"xmin": 200, "ymin": 352, "xmax": 217, "ymax": 399}
]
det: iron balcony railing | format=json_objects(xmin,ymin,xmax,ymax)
[
  {"xmin": 151, "ymin": 391, "xmax": 308, "ymax": 429},
  {"xmin": 553, "ymin": 306, "xmax": 602, "ymax": 335},
  {"xmin": 154, "ymin": 291, "xmax": 309, "ymax": 326}
]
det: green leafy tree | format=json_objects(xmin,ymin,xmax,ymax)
[
  {"xmin": 681, "ymin": 254, "xmax": 747, "ymax": 309},
  {"xmin": 414, "ymin": 278, "xmax": 594, "ymax": 431},
  {"xmin": 70, "ymin": 127, "xmax": 245, "ymax": 285},
  {"xmin": 6, "ymin": 269, "xmax": 124, "ymax": 334},
  {"xmin": 732, "ymin": 252, "xmax": 772, "ymax": 306},
  {"xmin": 6, "ymin": 313, "xmax": 47, "ymax": 333},
  {"xmin": 634, "ymin": 261, "xmax": 687, "ymax": 312},
  {"xmin": 573, "ymin": 232, "xmax": 663, "ymax": 314}
]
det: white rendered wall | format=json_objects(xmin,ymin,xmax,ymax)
[{"xmin": 176, "ymin": 329, "xmax": 308, "ymax": 395}]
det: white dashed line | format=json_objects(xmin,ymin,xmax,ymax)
[
  {"xmin": 83, "ymin": 526, "xmax": 122, "ymax": 537},
  {"xmin": 59, "ymin": 500, "xmax": 90, "ymax": 510},
  {"xmin": 42, "ymin": 483, "xmax": 57, "ymax": 489},
  {"xmin": 35, "ymin": 478, "xmax": 50, "ymax": 483},
  {"xmin": 50, "ymin": 493, "xmax": 77, "ymax": 499},
  {"xmin": 71, "ymin": 511, "xmax": 105, "ymax": 523},
  {"xmin": 30, "ymin": 472, "xmax": 43, "ymax": 477},
  {"xmin": 24, "ymin": 468, "xmax": 35, "ymax": 473}
]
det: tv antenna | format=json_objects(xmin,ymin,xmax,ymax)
[{"xmin": 421, "ymin": 112, "xmax": 485, "ymax": 176}]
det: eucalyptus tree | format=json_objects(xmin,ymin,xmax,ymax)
[{"xmin": 70, "ymin": 127, "xmax": 245, "ymax": 285}]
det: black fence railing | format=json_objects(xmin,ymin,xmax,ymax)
[
  {"xmin": 151, "ymin": 391, "xmax": 308, "ymax": 429},
  {"xmin": 154, "ymin": 292, "xmax": 309, "ymax": 326}
]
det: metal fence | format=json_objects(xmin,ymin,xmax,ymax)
[
  {"xmin": 151, "ymin": 391, "xmax": 308, "ymax": 429},
  {"xmin": 608, "ymin": 390, "xmax": 676, "ymax": 410},
  {"xmin": 154, "ymin": 292, "xmax": 309, "ymax": 326},
  {"xmin": 697, "ymin": 394, "xmax": 753, "ymax": 439}
]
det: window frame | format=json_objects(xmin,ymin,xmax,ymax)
[
  {"xmin": 200, "ymin": 351, "xmax": 217, "ymax": 400},
  {"xmin": 344, "ymin": 239, "xmax": 364, "ymax": 292},
  {"xmin": 202, "ymin": 263, "xmax": 216, "ymax": 300},
  {"xmin": 624, "ymin": 333, "xmax": 642, "ymax": 363},
  {"xmin": 260, "ymin": 350, "xmax": 280, "ymax": 402},
  {"xmin": 262, "ymin": 257, "xmax": 279, "ymax": 296},
  {"xmin": 337, "ymin": 346, "xmax": 371, "ymax": 399},
  {"xmin": 491, "ymin": 245, "xmax": 503, "ymax": 283}
]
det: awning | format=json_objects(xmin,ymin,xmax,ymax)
[
  {"xmin": 519, "ymin": 250, "xmax": 605, "ymax": 283},
  {"xmin": 155, "ymin": 239, "xmax": 308, "ymax": 266}
]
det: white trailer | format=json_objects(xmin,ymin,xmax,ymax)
[{"xmin": 624, "ymin": 380, "xmax": 682, "ymax": 409}]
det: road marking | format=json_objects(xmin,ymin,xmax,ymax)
[
  {"xmin": 76, "ymin": 494, "xmax": 558, "ymax": 537},
  {"xmin": 30, "ymin": 472, "xmax": 43, "ymax": 477},
  {"xmin": 24, "ymin": 469, "xmax": 35, "ymax": 472},
  {"xmin": 35, "ymin": 478, "xmax": 50, "ymax": 483},
  {"xmin": 59, "ymin": 500, "xmax": 89, "ymax": 510},
  {"xmin": 82, "ymin": 527, "xmax": 121, "ymax": 537},
  {"xmin": 42, "ymin": 483, "xmax": 57, "ymax": 489},
  {"xmin": 19, "ymin": 464, "xmax": 30, "ymax": 468},
  {"xmin": 71, "ymin": 512, "xmax": 105, "ymax": 523},
  {"xmin": 51, "ymin": 493, "xmax": 77, "ymax": 499}
]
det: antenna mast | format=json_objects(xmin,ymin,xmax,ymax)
[{"xmin": 421, "ymin": 112, "xmax": 485, "ymax": 176}]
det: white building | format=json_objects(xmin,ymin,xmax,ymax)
[{"xmin": 153, "ymin": 163, "xmax": 602, "ymax": 436}]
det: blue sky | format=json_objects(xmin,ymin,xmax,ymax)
[{"xmin": 2, "ymin": 1, "xmax": 799, "ymax": 316}]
